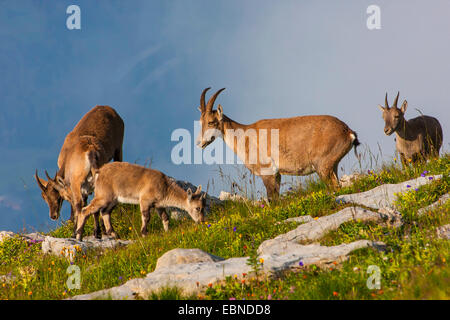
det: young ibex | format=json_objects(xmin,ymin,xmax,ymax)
[
  {"xmin": 196, "ymin": 88, "xmax": 360, "ymax": 201},
  {"xmin": 378, "ymin": 92, "xmax": 443, "ymax": 166},
  {"xmin": 35, "ymin": 106, "xmax": 124, "ymax": 238},
  {"xmin": 75, "ymin": 162, "xmax": 206, "ymax": 241}
]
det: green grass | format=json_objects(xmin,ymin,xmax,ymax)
[{"xmin": 0, "ymin": 154, "xmax": 449, "ymax": 300}]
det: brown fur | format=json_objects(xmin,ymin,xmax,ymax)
[
  {"xmin": 35, "ymin": 106, "xmax": 124, "ymax": 238},
  {"xmin": 196, "ymin": 88, "xmax": 359, "ymax": 201},
  {"xmin": 378, "ymin": 92, "xmax": 443, "ymax": 166},
  {"xmin": 75, "ymin": 162, "xmax": 206, "ymax": 241}
]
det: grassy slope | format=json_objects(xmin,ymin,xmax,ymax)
[{"xmin": 0, "ymin": 155, "xmax": 448, "ymax": 300}]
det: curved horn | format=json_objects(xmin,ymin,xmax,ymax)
[
  {"xmin": 44, "ymin": 170, "xmax": 55, "ymax": 182},
  {"xmin": 393, "ymin": 91, "xmax": 400, "ymax": 108},
  {"xmin": 200, "ymin": 87, "xmax": 211, "ymax": 112},
  {"xmin": 35, "ymin": 170, "xmax": 46, "ymax": 191},
  {"xmin": 206, "ymin": 88, "xmax": 226, "ymax": 112},
  {"xmin": 385, "ymin": 93, "xmax": 389, "ymax": 109}
]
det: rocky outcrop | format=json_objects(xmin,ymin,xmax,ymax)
[
  {"xmin": 435, "ymin": 224, "xmax": 450, "ymax": 240},
  {"xmin": 41, "ymin": 235, "xmax": 133, "ymax": 261},
  {"xmin": 260, "ymin": 206, "xmax": 402, "ymax": 251},
  {"xmin": 0, "ymin": 231, "xmax": 45, "ymax": 244},
  {"xmin": 418, "ymin": 193, "xmax": 449, "ymax": 216},
  {"xmin": 339, "ymin": 172, "xmax": 363, "ymax": 188},
  {"xmin": 155, "ymin": 248, "xmax": 224, "ymax": 270},
  {"xmin": 70, "ymin": 205, "xmax": 396, "ymax": 300},
  {"xmin": 70, "ymin": 239, "xmax": 383, "ymax": 300},
  {"xmin": 336, "ymin": 175, "xmax": 442, "ymax": 209}
]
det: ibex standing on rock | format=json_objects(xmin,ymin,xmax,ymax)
[
  {"xmin": 35, "ymin": 106, "xmax": 124, "ymax": 238},
  {"xmin": 378, "ymin": 92, "xmax": 443, "ymax": 166},
  {"xmin": 75, "ymin": 162, "xmax": 206, "ymax": 241},
  {"xmin": 195, "ymin": 88, "xmax": 360, "ymax": 201}
]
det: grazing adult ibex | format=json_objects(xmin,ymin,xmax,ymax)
[
  {"xmin": 378, "ymin": 92, "xmax": 443, "ymax": 166},
  {"xmin": 35, "ymin": 106, "xmax": 124, "ymax": 238},
  {"xmin": 195, "ymin": 88, "xmax": 360, "ymax": 201},
  {"xmin": 75, "ymin": 162, "xmax": 206, "ymax": 241}
]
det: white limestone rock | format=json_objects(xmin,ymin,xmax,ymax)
[
  {"xmin": 417, "ymin": 193, "xmax": 449, "ymax": 215},
  {"xmin": 336, "ymin": 175, "xmax": 442, "ymax": 209}
]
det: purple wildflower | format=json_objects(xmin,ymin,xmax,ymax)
[
  {"xmin": 406, "ymin": 185, "xmax": 411, "ymax": 188},
  {"xmin": 429, "ymin": 176, "xmax": 433, "ymax": 180},
  {"xmin": 414, "ymin": 188, "xmax": 419, "ymax": 192},
  {"xmin": 207, "ymin": 224, "xmax": 211, "ymax": 228},
  {"xmin": 299, "ymin": 261, "xmax": 304, "ymax": 267},
  {"xmin": 233, "ymin": 227, "xmax": 237, "ymax": 232}
]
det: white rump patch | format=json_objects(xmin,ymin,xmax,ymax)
[
  {"xmin": 349, "ymin": 133, "xmax": 356, "ymax": 141},
  {"xmin": 117, "ymin": 196, "xmax": 140, "ymax": 205}
]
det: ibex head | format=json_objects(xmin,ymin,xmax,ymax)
[
  {"xmin": 184, "ymin": 185, "xmax": 206, "ymax": 223},
  {"xmin": 378, "ymin": 92, "xmax": 408, "ymax": 136},
  {"xmin": 35, "ymin": 170, "xmax": 71, "ymax": 220},
  {"xmin": 195, "ymin": 87, "xmax": 226, "ymax": 149}
]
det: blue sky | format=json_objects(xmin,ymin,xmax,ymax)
[{"xmin": 0, "ymin": 1, "xmax": 448, "ymax": 232}]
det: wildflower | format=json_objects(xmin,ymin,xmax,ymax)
[
  {"xmin": 207, "ymin": 224, "xmax": 211, "ymax": 228},
  {"xmin": 261, "ymin": 204, "xmax": 265, "ymax": 208},
  {"xmin": 267, "ymin": 294, "xmax": 272, "ymax": 300},
  {"xmin": 414, "ymin": 188, "xmax": 419, "ymax": 192},
  {"xmin": 229, "ymin": 297, "xmax": 236, "ymax": 300},
  {"xmin": 259, "ymin": 258, "xmax": 264, "ymax": 264},
  {"xmin": 233, "ymin": 227, "xmax": 237, "ymax": 232},
  {"xmin": 289, "ymin": 286, "xmax": 295, "ymax": 293},
  {"xmin": 241, "ymin": 279, "xmax": 245, "ymax": 284},
  {"xmin": 302, "ymin": 274, "xmax": 307, "ymax": 279},
  {"xmin": 234, "ymin": 274, "xmax": 238, "ymax": 279},
  {"xmin": 333, "ymin": 291, "xmax": 339, "ymax": 297},
  {"xmin": 28, "ymin": 291, "xmax": 32, "ymax": 296},
  {"xmin": 406, "ymin": 185, "xmax": 411, "ymax": 188},
  {"xmin": 242, "ymin": 273, "xmax": 247, "ymax": 277},
  {"xmin": 62, "ymin": 291, "xmax": 66, "ymax": 296},
  {"xmin": 314, "ymin": 217, "xmax": 319, "ymax": 220},
  {"xmin": 299, "ymin": 261, "xmax": 304, "ymax": 267},
  {"xmin": 51, "ymin": 261, "xmax": 55, "ymax": 266},
  {"xmin": 428, "ymin": 176, "xmax": 433, "ymax": 180},
  {"xmin": 128, "ymin": 227, "xmax": 132, "ymax": 231},
  {"xmin": 208, "ymin": 283, "xmax": 212, "ymax": 288},
  {"xmin": 243, "ymin": 245, "xmax": 247, "ymax": 250}
]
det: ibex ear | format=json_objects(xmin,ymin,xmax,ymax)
[
  {"xmin": 377, "ymin": 105, "xmax": 385, "ymax": 112},
  {"xmin": 187, "ymin": 188, "xmax": 193, "ymax": 200},
  {"xmin": 217, "ymin": 104, "xmax": 223, "ymax": 120},
  {"xmin": 400, "ymin": 100, "xmax": 408, "ymax": 113},
  {"xmin": 197, "ymin": 106, "xmax": 202, "ymax": 113},
  {"xmin": 195, "ymin": 185, "xmax": 202, "ymax": 194},
  {"xmin": 56, "ymin": 176, "xmax": 66, "ymax": 188}
]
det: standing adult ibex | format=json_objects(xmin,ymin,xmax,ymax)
[
  {"xmin": 378, "ymin": 92, "xmax": 443, "ymax": 166},
  {"xmin": 195, "ymin": 88, "xmax": 360, "ymax": 201},
  {"xmin": 35, "ymin": 106, "xmax": 124, "ymax": 238},
  {"xmin": 75, "ymin": 162, "xmax": 206, "ymax": 241}
]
